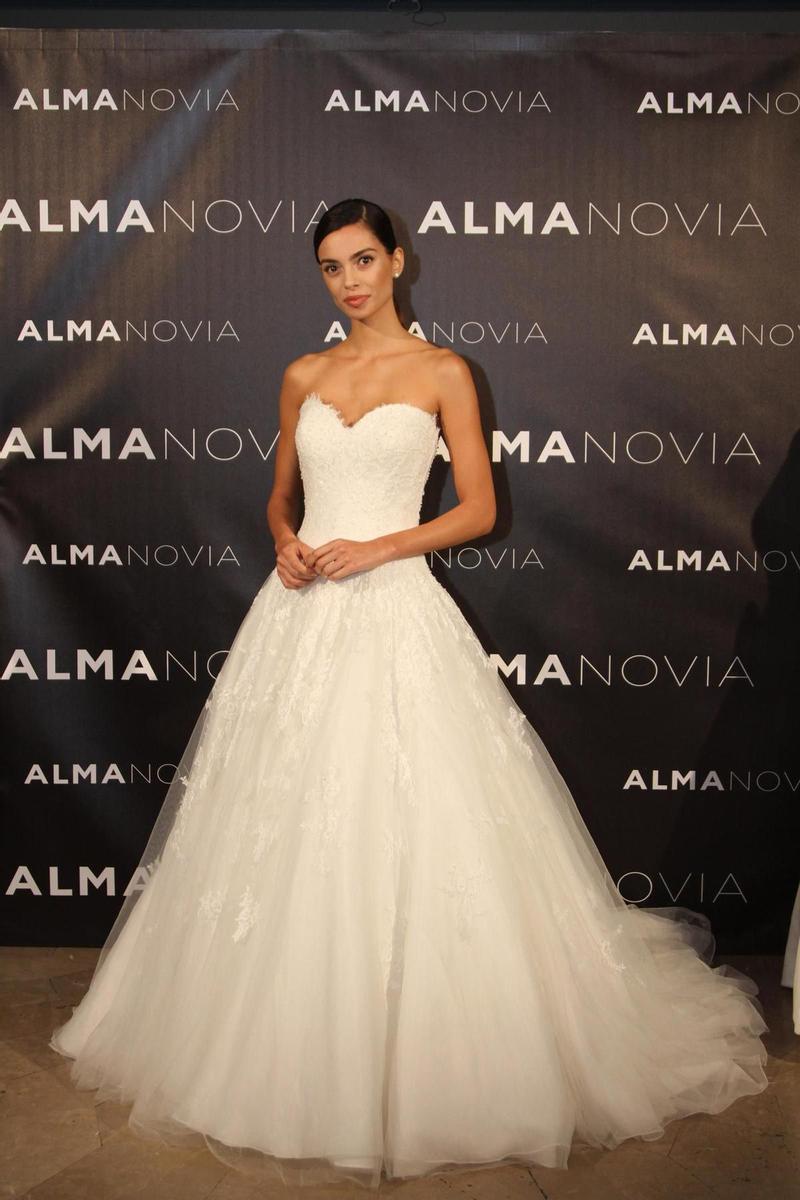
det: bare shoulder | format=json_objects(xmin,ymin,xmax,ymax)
[
  {"xmin": 281, "ymin": 352, "xmax": 320, "ymax": 389},
  {"xmin": 432, "ymin": 347, "xmax": 473, "ymax": 387},
  {"xmin": 270, "ymin": 355, "xmax": 312, "ymax": 431},
  {"xmin": 283, "ymin": 347, "xmax": 343, "ymax": 393},
  {"xmin": 433, "ymin": 348, "xmax": 477, "ymax": 403}
]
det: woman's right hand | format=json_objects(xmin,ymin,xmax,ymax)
[{"xmin": 275, "ymin": 537, "xmax": 318, "ymax": 590}]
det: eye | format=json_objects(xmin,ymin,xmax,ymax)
[{"xmin": 359, "ymin": 255, "xmax": 374, "ymax": 265}]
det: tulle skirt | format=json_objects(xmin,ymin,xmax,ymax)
[{"xmin": 49, "ymin": 556, "xmax": 770, "ymax": 1189}]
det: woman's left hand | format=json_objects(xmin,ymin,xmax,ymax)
[{"xmin": 306, "ymin": 537, "xmax": 391, "ymax": 581}]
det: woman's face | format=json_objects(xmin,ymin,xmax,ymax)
[{"xmin": 317, "ymin": 221, "xmax": 401, "ymax": 319}]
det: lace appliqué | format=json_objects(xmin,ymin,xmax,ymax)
[
  {"xmin": 198, "ymin": 885, "xmax": 228, "ymax": 924},
  {"xmin": 552, "ymin": 898, "xmax": 629, "ymax": 974},
  {"xmin": 172, "ymin": 770, "xmax": 202, "ymax": 863},
  {"xmin": 299, "ymin": 765, "xmax": 353, "ymax": 875},
  {"xmin": 233, "ymin": 885, "xmax": 261, "ymax": 943},
  {"xmin": 252, "ymin": 811, "xmax": 282, "ymax": 864},
  {"xmin": 440, "ymin": 856, "xmax": 492, "ymax": 942},
  {"xmin": 171, "ymin": 695, "xmax": 300, "ymax": 870},
  {"xmin": 466, "ymin": 809, "xmax": 512, "ymax": 837},
  {"xmin": 244, "ymin": 762, "xmax": 294, "ymax": 866},
  {"xmin": 196, "ymin": 882, "xmax": 262, "ymax": 944},
  {"xmin": 211, "ymin": 645, "xmax": 263, "ymax": 762},
  {"xmin": 424, "ymin": 578, "xmax": 539, "ymax": 770},
  {"xmin": 382, "ymin": 826, "xmax": 409, "ymax": 864},
  {"xmin": 505, "ymin": 704, "xmax": 535, "ymax": 760},
  {"xmin": 597, "ymin": 924, "xmax": 628, "ymax": 973},
  {"xmin": 377, "ymin": 664, "xmax": 419, "ymax": 810}
]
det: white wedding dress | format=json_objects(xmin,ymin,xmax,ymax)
[{"xmin": 50, "ymin": 391, "xmax": 770, "ymax": 1189}]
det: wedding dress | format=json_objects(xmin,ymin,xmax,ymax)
[{"xmin": 50, "ymin": 390, "xmax": 770, "ymax": 1189}]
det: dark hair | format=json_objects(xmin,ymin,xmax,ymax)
[{"xmin": 313, "ymin": 198, "xmax": 397, "ymax": 262}]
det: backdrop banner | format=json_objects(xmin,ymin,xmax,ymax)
[{"xmin": 1, "ymin": 27, "xmax": 798, "ymax": 953}]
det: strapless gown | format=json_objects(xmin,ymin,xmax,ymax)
[{"xmin": 49, "ymin": 390, "xmax": 770, "ymax": 1190}]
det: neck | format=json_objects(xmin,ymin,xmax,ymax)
[{"xmin": 345, "ymin": 306, "xmax": 412, "ymax": 355}]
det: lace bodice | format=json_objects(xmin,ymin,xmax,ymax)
[{"xmin": 294, "ymin": 392, "xmax": 441, "ymax": 546}]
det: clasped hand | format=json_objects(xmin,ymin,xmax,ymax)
[{"xmin": 276, "ymin": 536, "xmax": 389, "ymax": 590}]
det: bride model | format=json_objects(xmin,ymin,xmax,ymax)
[{"xmin": 50, "ymin": 197, "xmax": 770, "ymax": 1190}]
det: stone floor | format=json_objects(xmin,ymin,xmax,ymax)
[{"xmin": 0, "ymin": 947, "xmax": 797, "ymax": 1199}]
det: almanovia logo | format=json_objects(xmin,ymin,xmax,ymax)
[
  {"xmin": 323, "ymin": 88, "xmax": 550, "ymax": 113},
  {"xmin": 12, "ymin": 87, "xmax": 238, "ymax": 112}
]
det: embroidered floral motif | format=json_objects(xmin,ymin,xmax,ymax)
[
  {"xmin": 421, "ymin": 582, "xmax": 543, "ymax": 771},
  {"xmin": 440, "ymin": 856, "xmax": 491, "ymax": 942},
  {"xmin": 299, "ymin": 765, "xmax": 352, "ymax": 874},
  {"xmin": 377, "ymin": 667, "xmax": 420, "ymax": 810},
  {"xmin": 171, "ymin": 785, "xmax": 198, "ymax": 862},
  {"xmin": 552, "ymin": 899, "xmax": 629, "ymax": 975},
  {"xmin": 598, "ymin": 923, "xmax": 628, "ymax": 973},
  {"xmin": 467, "ymin": 809, "xmax": 511, "ymax": 836},
  {"xmin": 233, "ymin": 885, "xmax": 261, "ymax": 943},
  {"xmin": 506, "ymin": 705, "xmax": 535, "ymax": 760},
  {"xmin": 382, "ymin": 826, "xmax": 408, "ymax": 864},
  {"xmin": 252, "ymin": 812, "xmax": 282, "ymax": 864},
  {"xmin": 198, "ymin": 886, "xmax": 228, "ymax": 924}
]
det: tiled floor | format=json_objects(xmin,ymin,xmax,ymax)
[{"xmin": 1, "ymin": 948, "xmax": 797, "ymax": 1199}]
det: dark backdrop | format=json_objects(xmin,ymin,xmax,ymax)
[{"xmin": 1, "ymin": 26, "xmax": 798, "ymax": 953}]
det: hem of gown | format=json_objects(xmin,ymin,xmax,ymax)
[
  {"xmin": 48, "ymin": 1031, "xmax": 770, "ymax": 1192},
  {"xmin": 199, "ymin": 1069, "xmax": 772, "ymax": 1190}
]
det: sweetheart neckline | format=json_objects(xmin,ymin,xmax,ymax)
[{"xmin": 301, "ymin": 391, "xmax": 439, "ymax": 431}]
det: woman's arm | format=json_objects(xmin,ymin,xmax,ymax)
[
  {"xmin": 266, "ymin": 363, "xmax": 305, "ymax": 549},
  {"xmin": 266, "ymin": 360, "xmax": 318, "ymax": 588}
]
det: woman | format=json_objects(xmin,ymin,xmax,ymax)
[
  {"xmin": 50, "ymin": 198, "xmax": 769, "ymax": 1191},
  {"xmin": 269, "ymin": 204, "xmax": 493, "ymax": 593}
]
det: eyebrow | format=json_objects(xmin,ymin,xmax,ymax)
[{"xmin": 318, "ymin": 245, "xmax": 377, "ymax": 265}]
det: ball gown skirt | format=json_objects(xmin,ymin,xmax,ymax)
[{"xmin": 49, "ymin": 393, "xmax": 770, "ymax": 1189}]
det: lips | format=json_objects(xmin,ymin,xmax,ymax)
[{"xmin": 345, "ymin": 295, "xmax": 368, "ymax": 306}]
